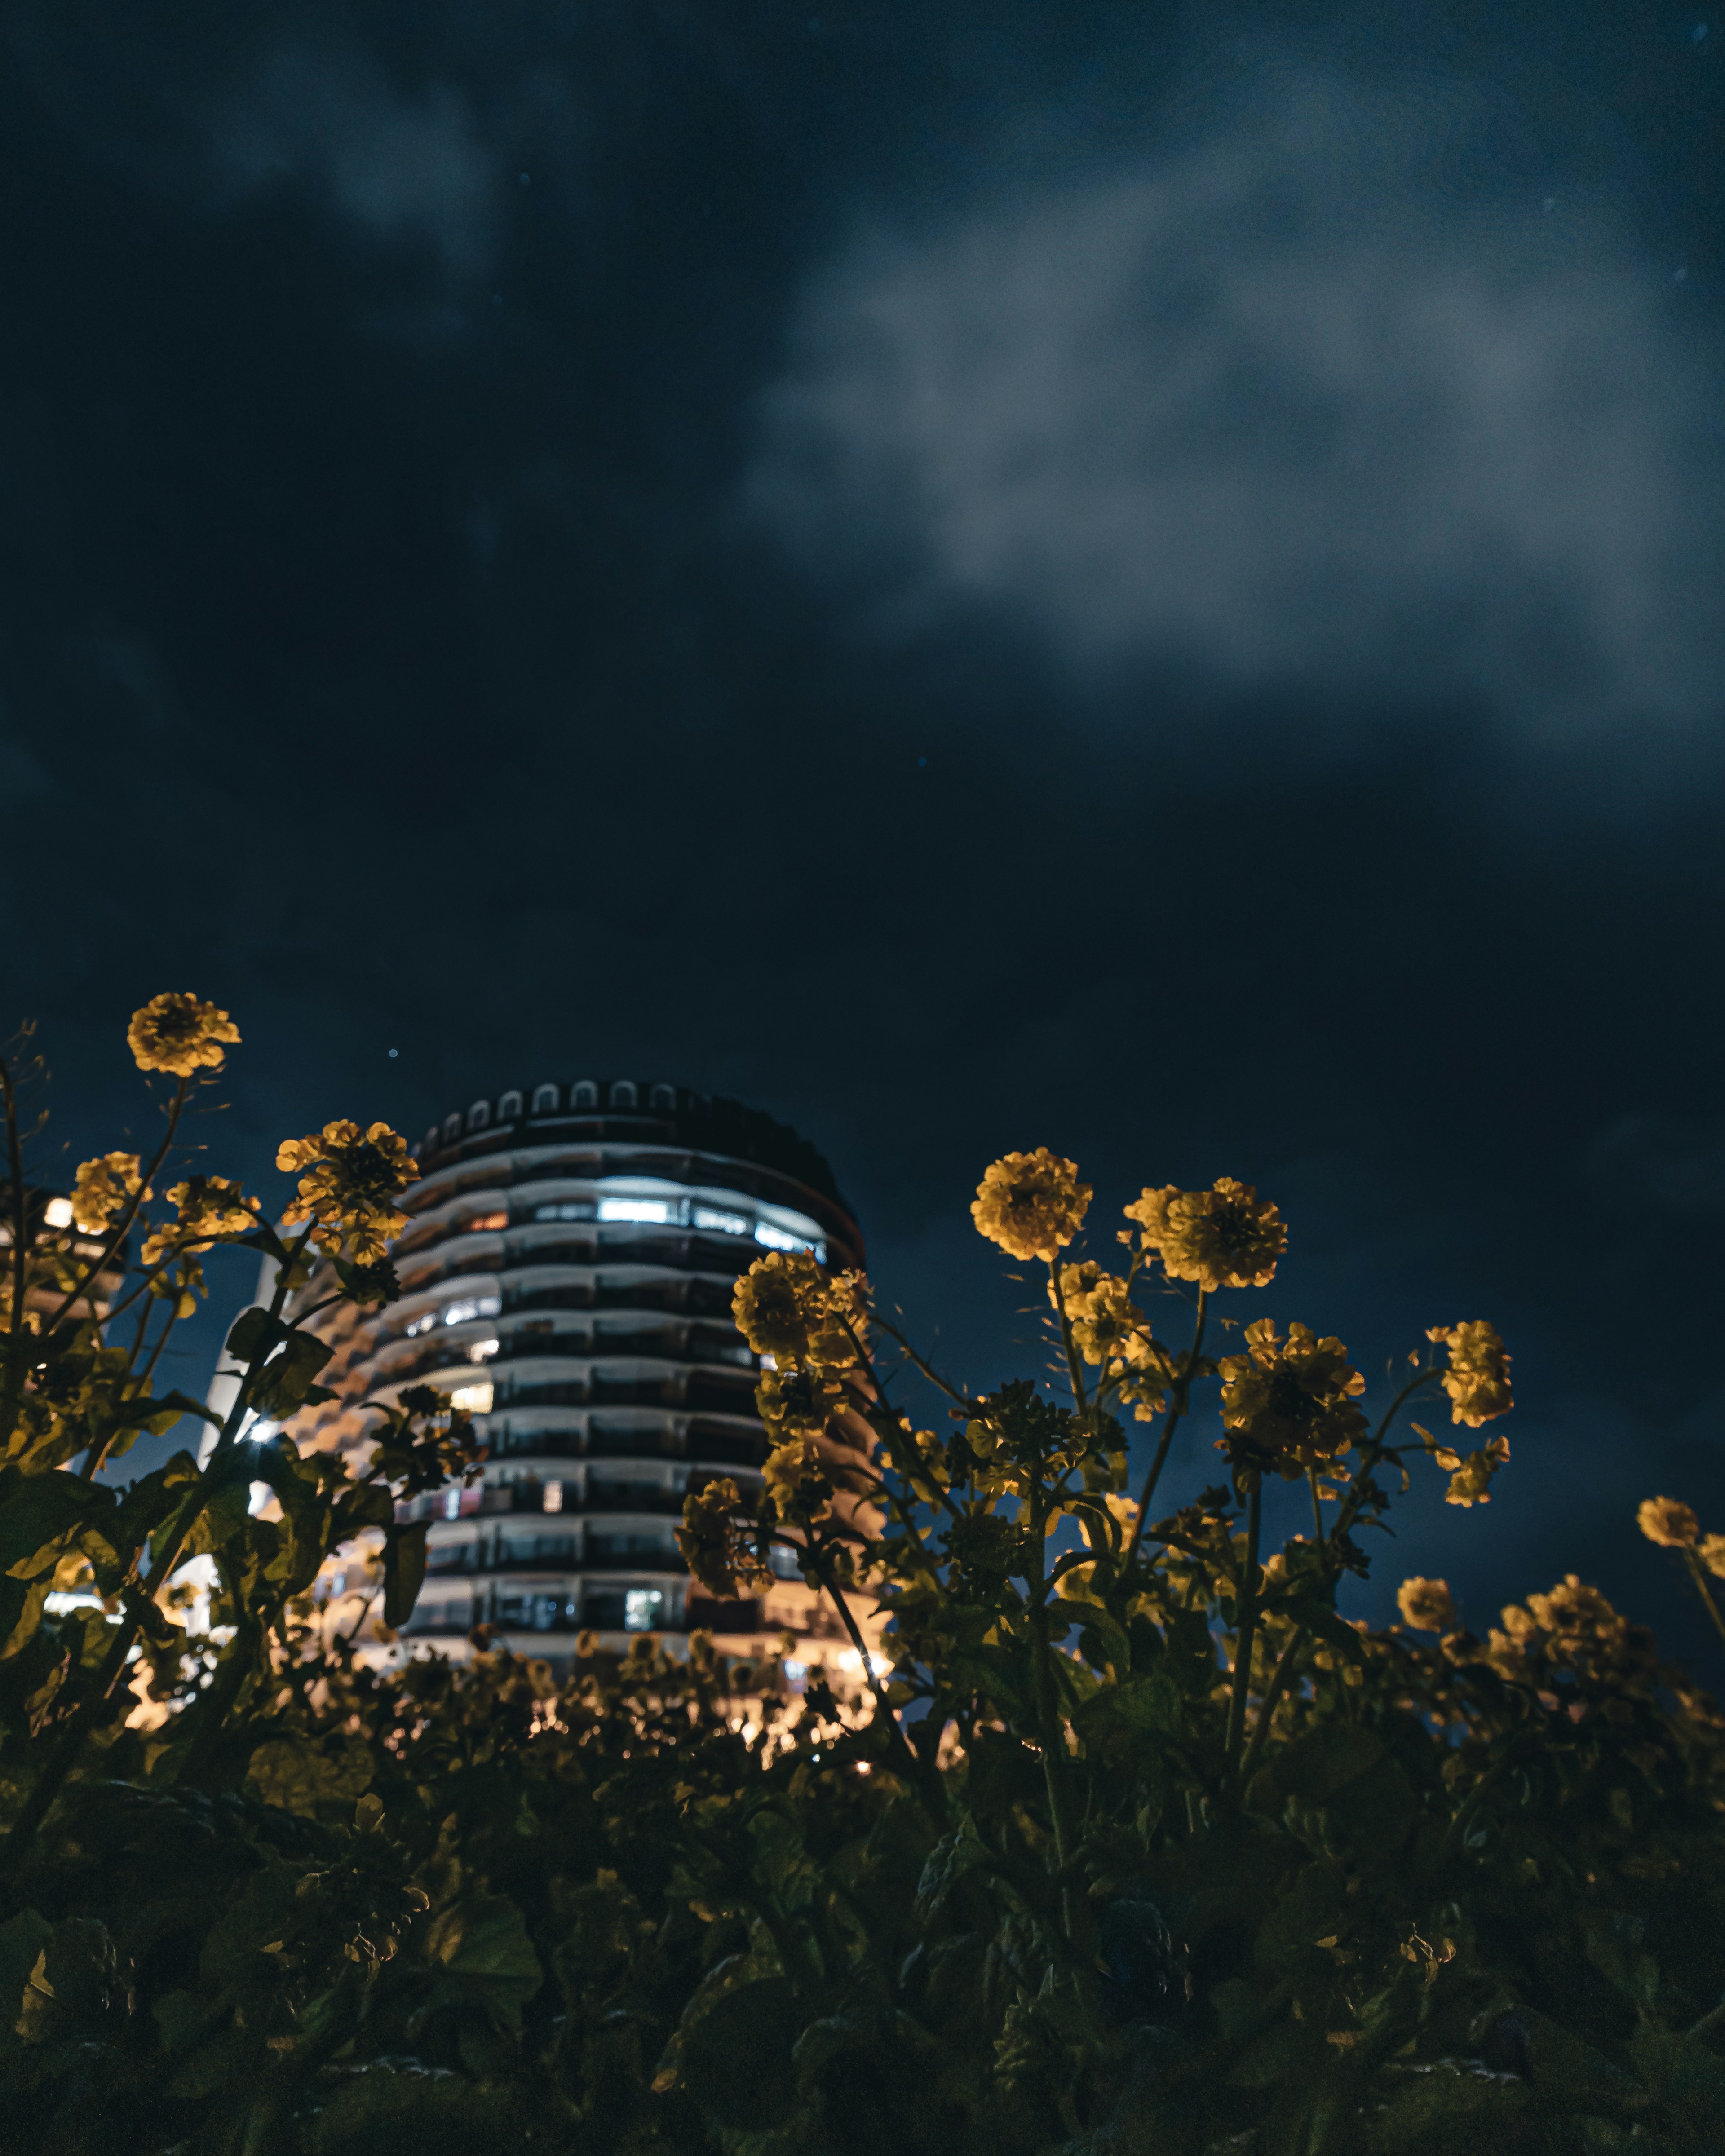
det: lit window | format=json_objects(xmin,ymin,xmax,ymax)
[
  {"xmin": 769, "ymin": 1545, "xmax": 802, "ymax": 1579},
  {"xmin": 624, "ymin": 1589, "xmax": 663, "ymax": 1633},
  {"xmin": 41, "ymin": 1197, "xmax": 72, "ymax": 1229},
  {"xmin": 544, "ymin": 1479, "xmax": 563, "ymax": 1513},
  {"xmin": 598, "ymin": 1198, "xmax": 671, "ymax": 1224},
  {"xmin": 450, "ymin": 1382, "xmax": 493, "ymax": 1415},
  {"xmin": 533, "ymin": 1202, "xmax": 590, "ymax": 1222},
  {"xmin": 468, "ymin": 1338, "xmax": 498, "ymax": 1365},
  {"xmin": 464, "ymin": 1210, "xmax": 508, "ymax": 1234},
  {"xmin": 443, "ymin": 1488, "xmax": 461, "ymax": 1520},
  {"xmin": 754, "ymin": 1222, "xmax": 813, "ymax": 1254},
  {"xmin": 442, "ymin": 1294, "xmax": 501, "ymax": 1326},
  {"xmin": 405, "ymin": 1311, "xmax": 437, "ymax": 1338},
  {"xmin": 693, "ymin": 1206, "xmax": 749, "ymax": 1237}
]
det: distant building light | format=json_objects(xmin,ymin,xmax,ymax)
[
  {"xmin": 450, "ymin": 1382, "xmax": 493, "ymax": 1415},
  {"xmin": 544, "ymin": 1479, "xmax": 563, "ymax": 1513},
  {"xmin": 693, "ymin": 1206, "xmax": 750, "ymax": 1237},
  {"xmin": 533, "ymin": 1202, "xmax": 590, "ymax": 1222},
  {"xmin": 41, "ymin": 1197, "xmax": 72, "ymax": 1229},
  {"xmin": 464, "ymin": 1211, "xmax": 508, "ymax": 1233},
  {"xmin": 405, "ymin": 1310, "xmax": 438, "ymax": 1337},
  {"xmin": 443, "ymin": 1294, "xmax": 501, "ymax": 1326},
  {"xmin": 598, "ymin": 1198, "xmax": 672, "ymax": 1225},
  {"xmin": 468, "ymin": 1338, "xmax": 498, "ymax": 1365},
  {"xmin": 624, "ymin": 1588, "xmax": 663, "ymax": 1633},
  {"xmin": 443, "ymin": 1488, "xmax": 461, "ymax": 1520},
  {"xmin": 754, "ymin": 1221, "xmax": 823, "ymax": 1258}
]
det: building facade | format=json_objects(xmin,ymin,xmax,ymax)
[{"xmin": 223, "ymin": 1080, "xmax": 870, "ymax": 1666}]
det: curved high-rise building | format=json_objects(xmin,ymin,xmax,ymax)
[{"xmin": 249, "ymin": 1079, "xmax": 869, "ymax": 1665}]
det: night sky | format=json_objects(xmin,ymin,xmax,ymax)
[{"xmin": 4, "ymin": 1, "xmax": 1725, "ymax": 1667}]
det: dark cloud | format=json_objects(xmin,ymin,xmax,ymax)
[{"xmin": 750, "ymin": 60, "xmax": 1725, "ymax": 759}]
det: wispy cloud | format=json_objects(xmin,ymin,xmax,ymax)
[
  {"xmin": 748, "ymin": 65, "xmax": 1725, "ymax": 750},
  {"xmin": 213, "ymin": 49, "xmax": 498, "ymax": 276}
]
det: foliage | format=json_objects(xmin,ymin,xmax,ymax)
[{"xmin": 2, "ymin": 1013, "xmax": 1725, "ymax": 2153}]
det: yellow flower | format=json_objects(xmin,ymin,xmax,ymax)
[
  {"xmin": 1701, "ymin": 1533, "xmax": 1725, "ymax": 1581},
  {"xmin": 1396, "ymin": 1577, "xmax": 1458, "ymax": 1633},
  {"xmin": 1217, "ymin": 1317, "xmax": 1366, "ymax": 1478},
  {"xmin": 1125, "ymin": 1177, "xmax": 1285, "ymax": 1293},
  {"xmin": 1440, "ymin": 1436, "xmax": 1511, "ymax": 1507},
  {"xmin": 971, "ymin": 1149, "xmax": 1092, "ymax": 1263},
  {"xmin": 675, "ymin": 1478, "xmax": 773, "ymax": 1600},
  {"xmin": 127, "ymin": 993, "xmax": 240, "ymax": 1077},
  {"xmin": 71, "ymin": 1152, "xmax": 145, "ymax": 1234},
  {"xmin": 731, "ymin": 1252, "xmax": 863, "ymax": 1370},
  {"xmin": 1427, "ymin": 1321, "xmax": 1513, "ymax": 1427},
  {"xmin": 277, "ymin": 1120, "xmax": 417, "ymax": 1262},
  {"xmin": 140, "ymin": 1176, "xmax": 260, "ymax": 1268},
  {"xmin": 1637, "ymin": 1495, "xmax": 1700, "ymax": 1550},
  {"xmin": 763, "ymin": 1436, "xmax": 832, "ymax": 1521}
]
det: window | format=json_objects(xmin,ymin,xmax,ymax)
[
  {"xmin": 468, "ymin": 1338, "xmax": 498, "ymax": 1365},
  {"xmin": 532, "ymin": 1082, "xmax": 560, "ymax": 1114},
  {"xmin": 464, "ymin": 1210, "xmax": 508, "ymax": 1233},
  {"xmin": 405, "ymin": 1310, "xmax": 438, "ymax": 1338},
  {"xmin": 443, "ymin": 1488, "xmax": 461, "ymax": 1520},
  {"xmin": 442, "ymin": 1114, "xmax": 462, "ymax": 1145},
  {"xmin": 754, "ymin": 1221, "xmax": 816, "ymax": 1255},
  {"xmin": 450, "ymin": 1382, "xmax": 493, "ymax": 1415},
  {"xmin": 597, "ymin": 1197, "xmax": 672, "ymax": 1225},
  {"xmin": 610, "ymin": 1080, "xmax": 638, "ymax": 1109},
  {"xmin": 624, "ymin": 1589, "xmax": 664, "ymax": 1633},
  {"xmin": 572, "ymin": 1081, "xmax": 598, "ymax": 1109},
  {"xmin": 467, "ymin": 1101, "xmax": 490, "ymax": 1132},
  {"xmin": 544, "ymin": 1479, "xmax": 563, "ymax": 1513},
  {"xmin": 693, "ymin": 1206, "xmax": 749, "ymax": 1237},
  {"xmin": 533, "ymin": 1201, "xmax": 593, "ymax": 1222},
  {"xmin": 650, "ymin": 1083, "xmax": 675, "ymax": 1109},
  {"xmin": 442, "ymin": 1294, "xmax": 501, "ymax": 1325},
  {"xmin": 498, "ymin": 1090, "xmax": 522, "ymax": 1121},
  {"xmin": 41, "ymin": 1197, "xmax": 71, "ymax": 1229},
  {"xmin": 769, "ymin": 1545, "xmax": 803, "ymax": 1579}
]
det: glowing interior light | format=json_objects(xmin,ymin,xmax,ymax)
[
  {"xmin": 468, "ymin": 1338, "xmax": 498, "ymax": 1364},
  {"xmin": 624, "ymin": 1589, "xmax": 664, "ymax": 1632},
  {"xmin": 693, "ymin": 1206, "xmax": 750, "ymax": 1236},
  {"xmin": 598, "ymin": 1198, "xmax": 671, "ymax": 1224},
  {"xmin": 450, "ymin": 1382, "xmax": 493, "ymax": 1415},
  {"xmin": 544, "ymin": 1480, "xmax": 563, "ymax": 1513},
  {"xmin": 443, "ymin": 1294, "xmax": 501, "ymax": 1326},
  {"xmin": 752, "ymin": 1221, "xmax": 805, "ymax": 1251},
  {"xmin": 405, "ymin": 1311, "xmax": 437, "ymax": 1337},
  {"xmin": 443, "ymin": 1488, "xmax": 461, "ymax": 1520},
  {"xmin": 41, "ymin": 1197, "xmax": 72, "ymax": 1228}
]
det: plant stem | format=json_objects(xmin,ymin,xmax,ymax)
[
  {"xmin": 1684, "ymin": 1548, "xmax": 1725, "ymax": 1656},
  {"xmin": 1225, "ymin": 1475, "xmax": 1263, "ymax": 1765},
  {"xmin": 1047, "ymin": 1258, "xmax": 1087, "ymax": 1410},
  {"xmin": 1122, "ymin": 1290, "xmax": 1208, "ymax": 1568},
  {"xmin": 1238, "ymin": 1623, "xmax": 1312, "ymax": 1784}
]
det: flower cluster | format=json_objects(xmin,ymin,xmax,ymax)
[
  {"xmin": 1427, "ymin": 1321, "xmax": 1513, "ymax": 1427},
  {"xmin": 971, "ymin": 1149, "xmax": 1092, "ymax": 1263},
  {"xmin": 1484, "ymin": 1574, "xmax": 1659, "ymax": 1705},
  {"xmin": 763, "ymin": 1435, "xmax": 833, "ymax": 1524},
  {"xmin": 1637, "ymin": 1494, "xmax": 1725, "ymax": 1577},
  {"xmin": 277, "ymin": 1121, "xmax": 417, "ymax": 1263},
  {"xmin": 1051, "ymin": 1263, "xmax": 1169, "ymax": 1421},
  {"xmin": 674, "ymin": 1477, "xmax": 774, "ymax": 1601},
  {"xmin": 126, "ymin": 993, "xmax": 240, "ymax": 1077},
  {"xmin": 1429, "ymin": 1432, "xmax": 1511, "ymax": 1507},
  {"xmin": 1124, "ymin": 1177, "xmax": 1286, "ymax": 1293},
  {"xmin": 731, "ymin": 1252, "xmax": 866, "ymax": 1372},
  {"xmin": 1396, "ymin": 1576, "xmax": 1459, "ymax": 1634},
  {"xmin": 1217, "ymin": 1317, "xmax": 1367, "ymax": 1479},
  {"xmin": 71, "ymin": 1152, "xmax": 146, "ymax": 1235},
  {"xmin": 140, "ymin": 1176, "xmax": 260, "ymax": 1268}
]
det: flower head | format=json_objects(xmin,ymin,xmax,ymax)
[
  {"xmin": 1702, "ymin": 1534, "xmax": 1725, "ymax": 1581},
  {"xmin": 1427, "ymin": 1321, "xmax": 1513, "ymax": 1428},
  {"xmin": 277, "ymin": 1120, "xmax": 417, "ymax": 1262},
  {"xmin": 1125, "ymin": 1177, "xmax": 1285, "ymax": 1293},
  {"xmin": 763, "ymin": 1435, "xmax": 832, "ymax": 1522},
  {"xmin": 1637, "ymin": 1495, "xmax": 1700, "ymax": 1550},
  {"xmin": 1217, "ymin": 1317, "xmax": 1367, "ymax": 1479},
  {"xmin": 731, "ymin": 1252, "xmax": 864, "ymax": 1370},
  {"xmin": 140, "ymin": 1176, "xmax": 260, "ymax": 1268},
  {"xmin": 1439, "ymin": 1436, "xmax": 1511, "ymax": 1507},
  {"xmin": 1051, "ymin": 1264, "xmax": 1170, "ymax": 1421},
  {"xmin": 71, "ymin": 1152, "xmax": 146, "ymax": 1235},
  {"xmin": 127, "ymin": 993, "xmax": 240, "ymax": 1077},
  {"xmin": 1397, "ymin": 1577, "xmax": 1459, "ymax": 1634},
  {"xmin": 972, "ymin": 1149, "xmax": 1092, "ymax": 1263}
]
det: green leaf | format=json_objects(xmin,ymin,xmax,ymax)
[
  {"xmin": 913, "ymin": 1810, "xmax": 992, "ymax": 1922},
  {"xmin": 0, "ymin": 1464, "xmax": 116, "ymax": 1579},
  {"xmin": 225, "ymin": 1306, "xmax": 287, "ymax": 1363},
  {"xmin": 246, "ymin": 1736, "xmax": 373, "ymax": 1816},
  {"xmin": 383, "ymin": 1519, "xmax": 430, "ymax": 1628},
  {"xmin": 416, "ymin": 1891, "xmax": 544, "ymax": 2037},
  {"xmin": 247, "ymin": 1330, "xmax": 335, "ymax": 1419}
]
